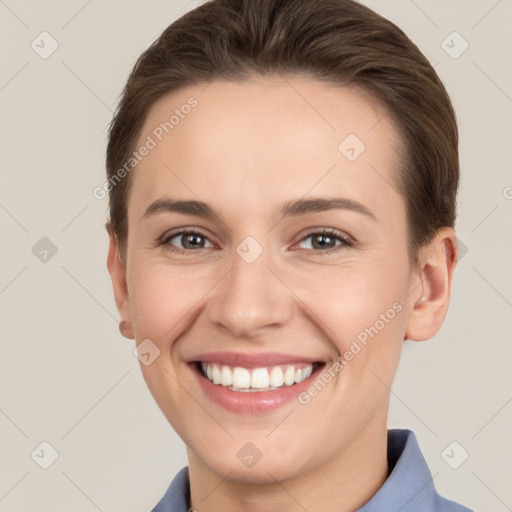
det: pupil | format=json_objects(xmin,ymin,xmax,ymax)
[
  {"xmin": 184, "ymin": 234, "xmax": 203, "ymax": 249},
  {"xmin": 313, "ymin": 234, "xmax": 333, "ymax": 249}
]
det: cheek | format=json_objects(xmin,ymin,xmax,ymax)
[
  {"xmin": 307, "ymin": 259, "xmax": 407, "ymax": 346},
  {"xmin": 310, "ymin": 259, "xmax": 407, "ymax": 405},
  {"xmin": 127, "ymin": 261, "xmax": 209, "ymax": 343}
]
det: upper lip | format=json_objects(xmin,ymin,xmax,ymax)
[{"xmin": 188, "ymin": 351, "xmax": 324, "ymax": 368}]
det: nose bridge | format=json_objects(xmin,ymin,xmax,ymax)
[{"xmin": 206, "ymin": 240, "xmax": 292, "ymax": 338}]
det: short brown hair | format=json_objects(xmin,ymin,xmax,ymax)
[{"xmin": 106, "ymin": 0, "xmax": 459, "ymax": 267}]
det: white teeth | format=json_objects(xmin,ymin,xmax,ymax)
[
  {"xmin": 221, "ymin": 365, "xmax": 233, "ymax": 386},
  {"xmin": 302, "ymin": 365, "xmax": 313, "ymax": 380},
  {"xmin": 284, "ymin": 366, "xmax": 295, "ymax": 386},
  {"xmin": 232, "ymin": 367, "xmax": 251, "ymax": 388},
  {"xmin": 199, "ymin": 362, "xmax": 316, "ymax": 391},
  {"xmin": 211, "ymin": 364, "xmax": 221, "ymax": 384},
  {"xmin": 251, "ymin": 368, "xmax": 270, "ymax": 389},
  {"xmin": 269, "ymin": 366, "xmax": 284, "ymax": 387}
]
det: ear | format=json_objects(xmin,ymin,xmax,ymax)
[
  {"xmin": 405, "ymin": 227, "xmax": 458, "ymax": 342},
  {"xmin": 106, "ymin": 221, "xmax": 134, "ymax": 339}
]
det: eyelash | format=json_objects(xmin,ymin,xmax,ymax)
[{"xmin": 158, "ymin": 227, "xmax": 354, "ymax": 255}]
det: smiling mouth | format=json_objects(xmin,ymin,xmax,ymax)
[{"xmin": 195, "ymin": 361, "xmax": 324, "ymax": 392}]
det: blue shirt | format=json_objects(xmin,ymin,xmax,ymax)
[{"xmin": 151, "ymin": 428, "xmax": 474, "ymax": 511}]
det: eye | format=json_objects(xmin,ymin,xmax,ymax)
[
  {"xmin": 158, "ymin": 227, "xmax": 353, "ymax": 255},
  {"xmin": 296, "ymin": 229, "xmax": 353, "ymax": 253},
  {"xmin": 160, "ymin": 228, "xmax": 214, "ymax": 254}
]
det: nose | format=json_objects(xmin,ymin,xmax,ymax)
[{"xmin": 206, "ymin": 244, "xmax": 294, "ymax": 340}]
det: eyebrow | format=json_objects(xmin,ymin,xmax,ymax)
[{"xmin": 140, "ymin": 196, "xmax": 377, "ymax": 222}]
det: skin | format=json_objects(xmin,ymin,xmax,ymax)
[{"xmin": 106, "ymin": 75, "xmax": 458, "ymax": 512}]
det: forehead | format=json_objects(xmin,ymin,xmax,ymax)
[{"xmin": 129, "ymin": 75, "xmax": 403, "ymax": 221}]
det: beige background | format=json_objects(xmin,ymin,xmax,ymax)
[{"xmin": 1, "ymin": 0, "xmax": 511, "ymax": 510}]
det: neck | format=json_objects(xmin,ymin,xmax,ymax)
[{"xmin": 187, "ymin": 419, "xmax": 389, "ymax": 512}]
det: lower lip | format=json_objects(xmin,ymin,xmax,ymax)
[{"xmin": 190, "ymin": 363, "xmax": 324, "ymax": 414}]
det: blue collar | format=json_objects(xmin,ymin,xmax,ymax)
[{"xmin": 151, "ymin": 429, "xmax": 473, "ymax": 511}]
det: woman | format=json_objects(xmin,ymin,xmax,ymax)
[{"xmin": 105, "ymin": 0, "xmax": 474, "ymax": 510}]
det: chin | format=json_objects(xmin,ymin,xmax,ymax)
[
  {"xmin": 187, "ymin": 432, "xmax": 317, "ymax": 484},
  {"xmin": 203, "ymin": 451, "xmax": 308, "ymax": 484}
]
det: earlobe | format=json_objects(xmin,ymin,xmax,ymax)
[
  {"xmin": 119, "ymin": 320, "xmax": 134, "ymax": 339},
  {"xmin": 404, "ymin": 227, "xmax": 458, "ymax": 342},
  {"xmin": 106, "ymin": 221, "xmax": 134, "ymax": 340}
]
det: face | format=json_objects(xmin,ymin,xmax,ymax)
[{"xmin": 108, "ymin": 75, "xmax": 450, "ymax": 484}]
